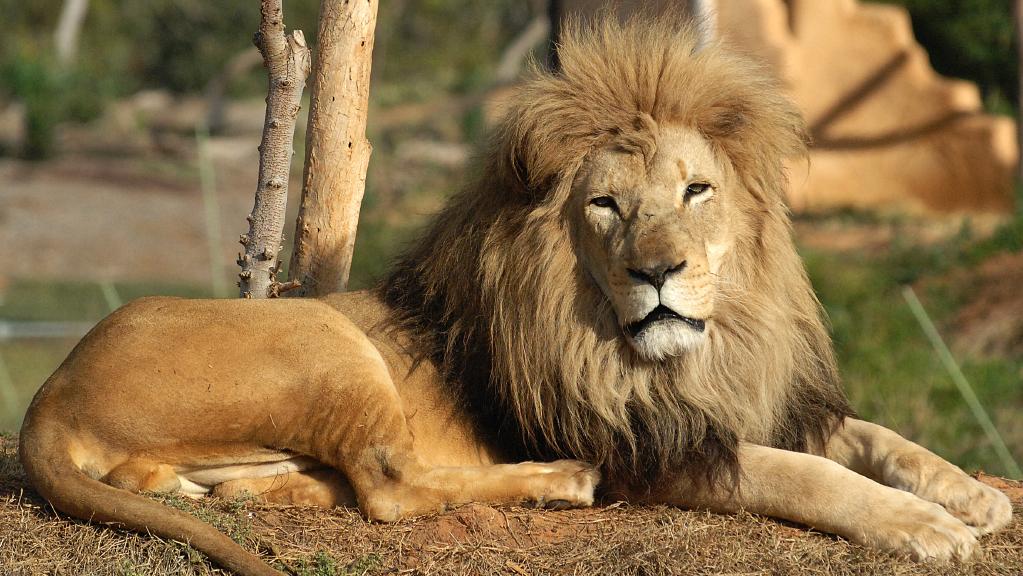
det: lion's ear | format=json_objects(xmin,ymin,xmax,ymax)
[{"xmin": 491, "ymin": 91, "xmax": 608, "ymax": 200}]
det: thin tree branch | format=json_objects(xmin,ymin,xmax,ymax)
[
  {"xmin": 238, "ymin": 0, "xmax": 311, "ymax": 298},
  {"xmin": 54, "ymin": 0, "xmax": 89, "ymax": 67}
]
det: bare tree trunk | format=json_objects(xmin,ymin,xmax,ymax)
[
  {"xmin": 238, "ymin": 0, "xmax": 311, "ymax": 298},
  {"xmin": 547, "ymin": 0, "xmax": 562, "ymax": 71},
  {"xmin": 205, "ymin": 48, "xmax": 264, "ymax": 135},
  {"xmin": 288, "ymin": 0, "xmax": 379, "ymax": 296},
  {"xmin": 495, "ymin": 15, "xmax": 551, "ymax": 84},
  {"xmin": 692, "ymin": 0, "xmax": 718, "ymax": 50},
  {"xmin": 1017, "ymin": 0, "xmax": 1023, "ymax": 183},
  {"xmin": 54, "ymin": 0, "xmax": 89, "ymax": 67}
]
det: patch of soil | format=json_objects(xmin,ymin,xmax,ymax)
[
  {"xmin": 980, "ymin": 473, "xmax": 1023, "ymax": 503},
  {"xmin": 2, "ymin": 436, "xmax": 1021, "ymax": 576},
  {"xmin": 0, "ymin": 150, "xmax": 294, "ymax": 285},
  {"xmin": 793, "ymin": 214, "xmax": 1005, "ymax": 254}
]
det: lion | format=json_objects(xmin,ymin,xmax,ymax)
[{"xmin": 19, "ymin": 16, "xmax": 1011, "ymax": 576}]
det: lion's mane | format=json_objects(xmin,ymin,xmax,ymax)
[{"xmin": 380, "ymin": 16, "xmax": 852, "ymax": 489}]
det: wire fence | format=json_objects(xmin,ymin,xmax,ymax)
[
  {"xmin": 0, "ymin": 353, "xmax": 19, "ymax": 429},
  {"xmin": 0, "ymin": 282, "xmax": 121, "ymax": 431}
]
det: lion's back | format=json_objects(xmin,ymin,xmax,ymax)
[{"xmin": 27, "ymin": 296, "xmax": 378, "ymax": 425}]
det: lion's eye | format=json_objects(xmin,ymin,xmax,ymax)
[
  {"xmin": 685, "ymin": 182, "xmax": 712, "ymax": 200},
  {"xmin": 589, "ymin": 196, "xmax": 620, "ymax": 214}
]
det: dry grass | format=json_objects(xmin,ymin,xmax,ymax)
[{"xmin": 1, "ymin": 435, "xmax": 1020, "ymax": 576}]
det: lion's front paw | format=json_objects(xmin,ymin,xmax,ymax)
[
  {"xmin": 524, "ymin": 459, "xmax": 600, "ymax": 509},
  {"xmin": 884, "ymin": 451, "xmax": 1014, "ymax": 536},
  {"xmin": 915, "ymin": 470, "xmax": 1013, "ymax": 535},
  {"xmin": 865, "ymin": 490, "xmax": 978, "ymax": 562}
]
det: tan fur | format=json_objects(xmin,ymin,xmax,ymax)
[{"xmin": 20, "ymin": 15, "xmax": 1010, "ymax": 576}]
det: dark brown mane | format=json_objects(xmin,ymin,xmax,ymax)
[{"xmin": 379, "ymin": 15, "xmax": 852, "ymax": 490}]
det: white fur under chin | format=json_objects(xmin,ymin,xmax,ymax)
[{"xmin": 628, "ymin": 320, "xmax": 707, "ymax": 361}]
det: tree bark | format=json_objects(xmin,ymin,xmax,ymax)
[
  {"xmin": 495, "ymin": 16, "xmax": 551, "ymax": 84},
  {"xmin": 54, "ymin": 0, "xmax": 89, "ymax": 67},
  {"xmin": 1016, "ymin": 0, "xmax": 1023, "ymax": 183},
  {"xmin": 288, "ymin": 0, "xmax": 378, "ymax": 296},
  {"xmin": 547, "ymin": 0, "xmax": 562, "ymax": 71},
  {"xmin": 239, "ymin": 0, "xmax": 311, "ymax": 298}
]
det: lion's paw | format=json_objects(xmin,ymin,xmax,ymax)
[
  {"xmin": 865, "ymin": 490, "xmax": 978, "ymax": 562},
  {"xmin": 912, "ymin": 470, "xmax": 1013, "ymax": 535},
  {"xmin": 523, "ymin": 459, "xmax": 600, "ymax": 509}
]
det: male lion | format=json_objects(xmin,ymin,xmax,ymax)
[{"xmin": 20, "ymin": 16, "xmax": 1011, "ymax": 576}]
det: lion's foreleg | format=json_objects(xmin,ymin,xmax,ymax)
[
  {"xmin": 421, "ymin": 460, "xmax": 600, "ymax": 510},
  {"xmin": 348, "ymin": 458, "xmax": 600, "ymax": 522},
  {"xmin": 823, "ymin": 417, "xmax": 1012, "ymax": 535},
  {"xmin": 657, "ymin": 443, "xmax": 977, "ymax": 561}
]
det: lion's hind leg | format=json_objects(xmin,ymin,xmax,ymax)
[
  {"xmin": 103, "ymin": 459, "xmax": 183, "ymax": 494},
  {"xmin": 103, "ymin": 459, "xmax": 219, "ymax": 498},
  {"xmin": 99, "ymin": 458, "xmax": 224, "ymax": 497},
  {"xmin": 212, "ymin": 468, "xmax": 357, "ymax": 508},
  {"xmin": 300, "ymin": 355, "xmax": 599, "ymax": 521}
]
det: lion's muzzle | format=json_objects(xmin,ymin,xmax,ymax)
[{"xmin": 625, "ymin": 304, "xmax": 706, "ymax": 339}]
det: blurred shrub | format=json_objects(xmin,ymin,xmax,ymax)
[
  {"xmin": 0, "ymin": 45, "xmax": 116, "ymax": 159},
  {"xmin": 879, "ymin": 0, "xmax": 1018, "ymax": 115},
  {"xmin": 1, "ymin": 52, "xmax": 60, "ymax": 159},
  {"xmin": 0, "ymin": 0, "xmax": 536, "ymax": 158},
  {"xmin": 119, "ymin": 1, "xmax": 316, "ymax": 94}
]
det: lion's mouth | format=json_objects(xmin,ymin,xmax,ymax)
[{"xmin": 625, "ymin": 305, "xmax": 706, "ymax": 338}]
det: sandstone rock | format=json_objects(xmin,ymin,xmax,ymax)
[{"xmin": 561, "ymin": 0, "xmax": 1018, "ymax": 214}]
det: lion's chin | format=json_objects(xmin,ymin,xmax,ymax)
[{"xmin": 626, "ymin": 319, "xmax": 708, "ymax": 361}]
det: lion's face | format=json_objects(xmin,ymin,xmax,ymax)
[{"xmin": 572, "ymin": 124, "xmax": 735, "ymax": 361}]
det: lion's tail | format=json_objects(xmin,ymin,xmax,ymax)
[{"xmin": 19, "ymin": 414, "xmax": 282, "ymax": 576}]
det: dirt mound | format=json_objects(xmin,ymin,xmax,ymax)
[
  {"xmin": 1, "ymin": 436, "xmax": 1021, "ymax": 576},
  {"xmin": 947, "ymin": 252, "xmax": 1023, "ymax": 359}
]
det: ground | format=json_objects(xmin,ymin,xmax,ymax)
[{"xmin": 1, "ymin": 436, "xmax": 1020, "ymax": 576}]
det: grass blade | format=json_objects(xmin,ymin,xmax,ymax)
[{"xmin": 902, "ymin": 285, "xmax": 1022, "ymax": 478}]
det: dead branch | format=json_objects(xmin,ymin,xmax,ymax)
[
  {"xmin": 205, "ymin": 48, "xmax": 264, "ymax": 135},
  {"xmin": 54, "ymin": 0, "xmax": 89, "ymax": 67},
  {"xmin": 495, "ymin": 15, "xmax": 550, "ymax": 84},
  {"xmin": 1016, "ymin": 0, "xmax": 1023, "ymax": 182},
  {"xmin": 288, "ymin": 0, "xmax": 379, "ymax": 296},
  {"xmin": 238, "ymin": 0, "xmax": 311, "ymax": 298}
]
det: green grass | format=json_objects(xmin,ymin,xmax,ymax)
[
  {"xmin": 801, "ymin": 217, "xmax": 1023, "ymax": 478},
  {"xmin": 280, "ymin": 551, "xmax": 381, "ymax": 576},
  {"xmin": 0, "ymin": 339, "xmax": 78, "ymax": 431},
  {"xmin": 154, "ymin": 492, "xmax": 253, "ymax": 545}
]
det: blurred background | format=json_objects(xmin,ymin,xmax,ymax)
[{"xmin": 0, "ymin": 0, "xmax": 1020, "ymax": 478}]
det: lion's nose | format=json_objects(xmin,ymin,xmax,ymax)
[{"xmin": 627, "ymin": 260, "xmax": 686, "ymax": 290}]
